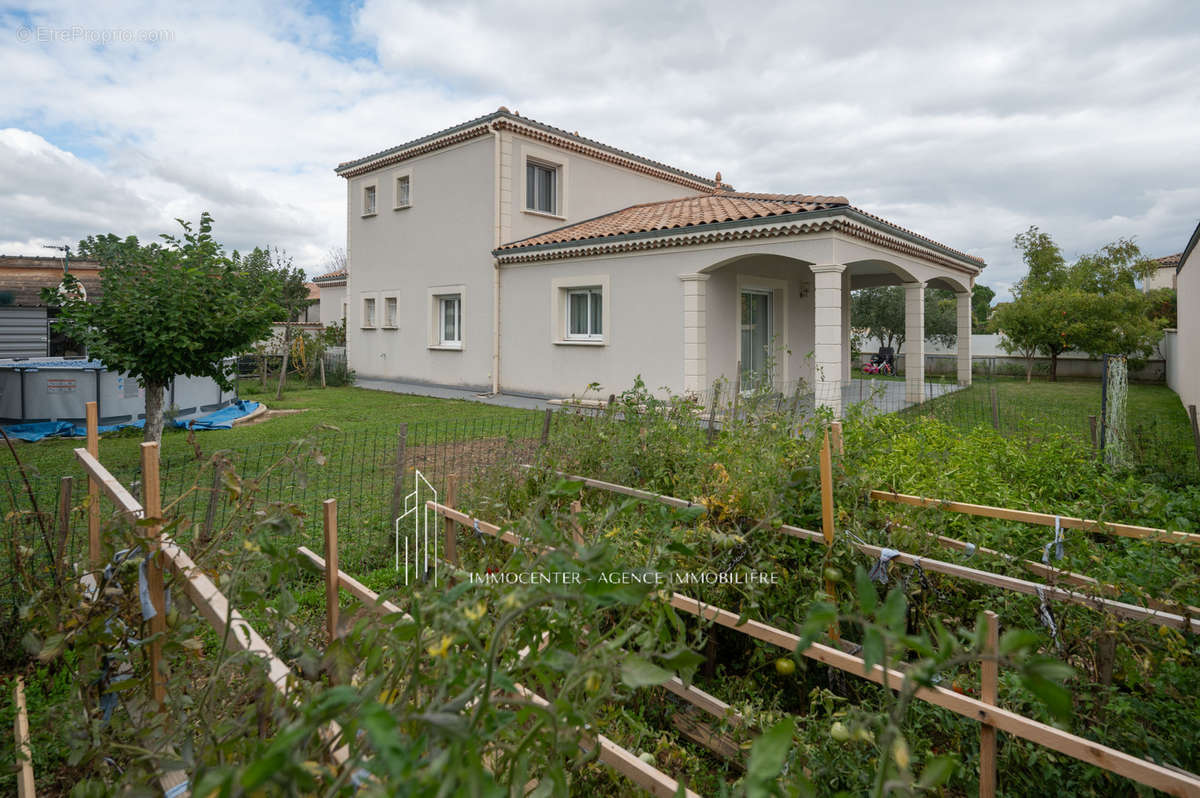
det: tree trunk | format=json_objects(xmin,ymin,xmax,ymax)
[
  {"xmin": 1050, "ymin": 352, "xmax": 1059, "ymax": 382},
  {"xmin": 1025, "ymin": 357, "xmax": 1033, "ymax": 383},
  {"xmin": 144, "ymin": 380, "xmax": 166, "ymax": 444},
  {"xmin": 275, "ymin": 323, "xmax": 291, "ymax": 401}
]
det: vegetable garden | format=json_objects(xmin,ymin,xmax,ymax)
[{"xmin": 3, "ymin": 377, "xmax": 1199, "ymax": 796}]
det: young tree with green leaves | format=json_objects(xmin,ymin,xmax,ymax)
[
  {"xmin": 994, "ymin": 227, "xmax": 1164, "ymax": 381},
  {"xmin": 971, "ymin": 283, "xmax": 995, "ymax": 332},
  {"xmin": 851, "ymin": 286, "xmax": 958, "ymax": 360},
  {"xmin": 232, "ymin": 247, "xmax": 310, "ymax": 399},
  {"xmin": 49, "ymin": 214, "xmax": 283, "ymax": 443}
]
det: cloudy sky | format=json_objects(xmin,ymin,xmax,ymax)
[{"xmin": 1, "ymin": 0, "xmax": 1197, "ymax": 297}]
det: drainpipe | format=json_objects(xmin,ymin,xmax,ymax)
[{"xmin": 489, "ymin": 122, "xmax": 502, "ymax": 395}]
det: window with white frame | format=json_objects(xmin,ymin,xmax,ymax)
[
  {"xmin": 526, "ymin": 161, "xmax": 557, "ymax": 214},
  {"xmin": 383, "ymin": 296, "xmax": 398, "ymax": 328},
  {"xmin": 437, "ymin": 294, "xmax": 461, "ymax": 346},
  {"xmin": 362, "ymin": 184, "xmax": 377, "ymax": 216},
  {"xmin": 566, "ymin": 287, "xmax": 602, "ymax": 340},
  {"xmin": 362, "ymin": 296, "xmax": 377, "ymax": 328},
  {"xmin": 394, "ymin": 174, "xmax": 411, "ymax": 208}
]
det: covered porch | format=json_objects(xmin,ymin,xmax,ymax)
[{"xmin": 680, "ymin": 226, "xmax": 980, "ymax": 416}]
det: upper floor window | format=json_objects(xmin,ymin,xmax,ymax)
[
  {"xmin": 566, "ymin": 287, "xmax": 602, "ymax": 340},
  {"xmin": 362, "ymin": 296, "xmax": 377, "ymax": 328},
  {"xmin": 395, "ymin": 175, "xmax": 411, "ymax": 209},
  {"xmin": 526, "ymin": 161, "xmax": 557, "ymax": 214},
  {"xmin": 383, "ymin": 296, "xmax": 398, "ymax": 328},
  {"xmin": 362, "ymin": 184, "xmax": 377, "ymax": 216}
]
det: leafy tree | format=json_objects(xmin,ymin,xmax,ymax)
[
  {"xmin": 233, "ymin": 247, "xmax": 311, "ymax": 399},
  {"xmin": 48, "ymin": 214, "xmax": 283, "ymax": 442},
  {"xmin": 851, "ymin": 286, "xmax": 958, "ymax": 358},
  {"xmin": 971, "ymin": 283, "xmax": 995, "ymax": 332},
  {"xmin": 995, "ymin": 228, "xmax": 1164, "ymax": 381}
]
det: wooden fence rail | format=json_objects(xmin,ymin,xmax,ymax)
[{"xmin": 868, "ymin": 489, "xmax": 1200, "ymax": 545}]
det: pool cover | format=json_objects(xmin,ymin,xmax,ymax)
[{"xmin": 1, "ymin": 400, "xmax": 260, "ymax": 442}]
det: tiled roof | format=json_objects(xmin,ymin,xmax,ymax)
[
  {"xmin": 335, "ymin": 108, "xmax": 716, "ymax": 190},
  {"xmin": 498, "ymin": 192, "xmax": 849, "ymax": 250},
  {"xmin": 1154, "ymin": 253, "xmax": 1181, "ymax": 267},
  {"xmin": 312, "ymin": 269, "xmax": 347, "ymax": 284}
]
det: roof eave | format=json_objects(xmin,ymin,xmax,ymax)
[
  {"xmin": 494, "ymin": 207, "xmax": 984, "ymax": 272},
  {"xmin": 1180, "ymin": 220, "xmax": 1200, "ymax": 274}
]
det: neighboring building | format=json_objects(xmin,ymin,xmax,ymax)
[
  {"xmin": 1167, "ymin": 224, "xmax": 1199, "ymax": 411},
  {"xmin": 297, "ymin": 282, "xmax": 321, "ymax": 323},
  {"xmin": 0, "ymin": 255, "xmax": 101, "ymax": 358},
  {"xmin": 336, "ymin": 108, "xmax": 984, "ymax": 411},
  {"xmin": 1144, "ymin": 253, "xmax": 1180, "ymax": 292},
  {"xmin": 312, "ymin": 268, "xmax": 347, "ymax": 327}
]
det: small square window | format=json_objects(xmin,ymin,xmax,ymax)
[
  {"xmin": 363, "ymin": 185, "xmax": 377, "ymax": 216},
  {"xmin": 438, "ymin": 294, "xmax": 461, "ymax": 345},
  {"xmin": 395, "ymin": 175, "xmax": 411, "ymax": 208},
  {"xmin": 566, "ymin": 287, "xmax": 602, "ymax": 340},
  {"xmin": 526, "ymin": 161, "xmax": 557, "ymax": 214},
  {"xmin": 384, "ymin": 296, "xmax": 398, "ymax": 328},
  {"xmin": 362, "ymin": 297, "xmax": 377, "ymax": 328}
]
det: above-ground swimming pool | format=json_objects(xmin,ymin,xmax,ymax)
[{"xmin": 0, "ymin": 358, "xmax": 238, "ymax": 426}]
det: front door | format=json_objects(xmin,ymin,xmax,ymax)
[{"xmin": 740, "ymin": 290, "xmax": 772, "ymax": 390}]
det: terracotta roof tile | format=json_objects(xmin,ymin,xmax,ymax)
[
  {"xmin": 499, "ymin": 191, "xmax": 849, "ymax": 250},
  {"xmin": 312, "ymin": 269, "xmax": 347, "ymax": 283},
  {"xmin": 1154, "ymin": 253, "xmax": 1182, "ymax": 267}
]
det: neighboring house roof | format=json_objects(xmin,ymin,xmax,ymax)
[
  {"xmin": 335, "ymin": 107, "xmax": 717, "ymax": 191},
  {"xmin": 312, "ymin": 269, "xmax": 347, "ymax": 287},
  {"xmin": 305, "ymin": 282, "xmax": 320, "ymax": 300},
  {"xmin": 0, "ymin": 255, "xmax": 102, "ymax": 306},
  {"xmin": 494, "ymin": 191, "xmax": 984, "ymax": 273},
  {"xmin": 1154, "ymin": 253, "xmax": 1182, "ymax": 269}
]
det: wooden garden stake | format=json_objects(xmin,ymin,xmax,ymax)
[
  {"xmin": 319, "ymin": 351, "xmax": 326, "ymax": 388},
  {"xmin": 540, "ymin": 408, "xmax": 553, "ymax": 447},
  {"xmin": 323, "ymin": 498, "xmax": 339, "ymax": 644},
  {"xmin": 819, "ymin": 430, "xmax": 839, "ymax": 639},
  {"xmin": 706, "ymin": 382, "xmax": 720, "ymax": 445},
  {"xmin": 86, "ymin": 401, "xmax": 100, "ymax": 567},
  {"xmin": 1189, "ymin": 405, "xmax": 1200, "ymax": 471},
  {"xmin": 980, "ymin": 610, "xmax": 999, "ymax": 797},
  {"xmin": 200, "ymin": 462, "xmax": 223, "ymax": 547},
  {"xmin": 14, "ymin": 676, "xmax": 35, "ymax": 798},
  {"xmin": 830, "ymin": 421, "xmax": 844, "ymax": 456},
  {"xmin": 390, "ymin": 423, "xmax": 408, "ymax": 522},
  {"xmin": 444, "ymin": 474, "xmax": 459, "ymax": 566},
  {"xmin": 55, "ymin": 476, "xmax": 72, "ymax": 584},
  {"xmin": 990, "ymin": 387, "xmax": 1000, "ymax": 431},
  {"xmin": 570, "ymin": 500, "xmax": 585, "ymax": 545},
  {"xmin": 140, "ymin": 442, "xmax": 167, "ymax": 709},
  {"xmin": 1088, "ymin": 415, "xmax": 1098, "ymax": 452}
]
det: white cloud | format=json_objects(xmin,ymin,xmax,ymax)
[{"xmin": 0, "ymin": 0, "xmax": 1197, "ymax": 292}]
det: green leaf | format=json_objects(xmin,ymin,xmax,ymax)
[
  {"xmin": 746, "ymin": 716, "xmax": 794, "ymax": 793},
  {"xmin": 621, "ymin": 655, "xmax": 673, "ymax": 687},
  {"xmin": 998, "ymin": 629, "xmax": 1042, "ymax": 656},
  {"xmin": 878, "ymin": 588, "xmax": 906, "ymax": 632},
  {"xmin": 657, "ymin": 646, "xmax": 705, "ymax": 674},
  {"xmin": 916, "ymin": 754, "xmax": 958, "ymax": 789},
  {"xmin": 854, "ymin": 565, "xmax": 877, "ymax": 615},
  {"xmin": 862, "ymin": 626, "xmax": 885, "ymax": 673}
]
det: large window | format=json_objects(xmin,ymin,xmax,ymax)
[
  {"xmin": 526, "ymin": 161, "xmax": 557, "ymax": 214},
  {"xmin": 362, "ymin": 296, "xmax": 377, "ymax": 328},
  {"xmin": 383, "ymin": 296, "xmax": 398, "ymax": 328},
  {"xmin": 395, "ymin": 175, "xmax": 411, "ymax": 208},
  {"xmin": 566, "ymin": 287, "xmax": 602, "ymax": 340},
  {"xmin": 362, "ymin": 184, "xmax": 377, "ymax": 216},
  {"xmin": 438, "ymin": 294, "xmax": 461, "ymax": 346}
]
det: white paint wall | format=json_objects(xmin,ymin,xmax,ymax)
[
  {"xmin": 318, "ymin": 284, "xmax": 346, "ymax": 327},
  {"xmin": 1175, "ymin": 250, "xmax": 1198, "ymax": 410}
]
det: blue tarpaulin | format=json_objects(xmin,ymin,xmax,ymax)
[{"xmin": 1, "ymin": 401, "xmax": 259, "ymax": 442}]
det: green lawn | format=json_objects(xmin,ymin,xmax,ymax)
[{"xmin": 7, "ymin": 380, "xmax": 539, "ymax": 482}]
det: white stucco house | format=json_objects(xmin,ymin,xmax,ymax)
[
  {"xmin": 336, "ymin": 108, "xmax": 985, "ymax": 413},
  {"xmin": 312, "ymin": 268, "xmax": 347, "ymax": 327}
]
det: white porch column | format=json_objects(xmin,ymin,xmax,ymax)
[
  {"xmin": 680, "ymin": 273, "xmax": 709, "ymax": 395},
  {"xmin": 956, "ymin": 290, "xmax": 972, "ymax": 386},
  {"xmin": 812, "ymin": 264, "xmax": 846, "ymax": 415},
  {"xmin": 841, "ymin": 273, "xmax": 852, "ymax": 385},
  {"xmin": 904, "ymin": 281, "xmax": 926, "ymax": 404}
]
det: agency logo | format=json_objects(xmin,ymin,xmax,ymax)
[{"xmin": 396, "ymin": 469, "xmax": 439, "ymax": 586}]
